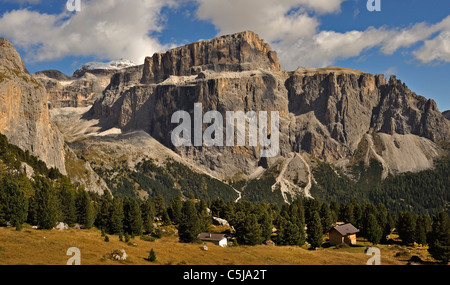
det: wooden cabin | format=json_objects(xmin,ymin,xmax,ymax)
[
  {"xmin": 329, "ymin": 223, "xmax": 359, "ymax": 245},
  {"xmin": 198, "ymin": 233, "xmax": 228, "ymax": 247}
]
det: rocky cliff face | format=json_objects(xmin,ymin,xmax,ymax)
[
  {"xmin": 33, "ymin": 71, "xmax": 112, "ymax": 109},
  {"xmin": 141, "ymin": 30, "xmax": 280, "ymax": 84},
  {"xmin": 0, "ymin": 38, "xmax": 66, "ymax": 174},
  {"xmin": 88, "ymin": 31, "xmax": 450, "ymax": 200},
  {"xmin": 284, "ymin": 68, "xmax": 450, "ymax": 161}
]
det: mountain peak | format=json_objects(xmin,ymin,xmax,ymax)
[
  {"xmin": 0, "ymin": 38, "xmax": 28, "ymax": 73},
  {"xmin": 141, "ymin": 30, "xmax": 281, "ymax": 84},
  {"xmin": 73, "ymin": 59, "xmax": 137, "ymax": 78}
]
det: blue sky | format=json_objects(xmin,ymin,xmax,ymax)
[{"xmin": 0, "ymin": 0, "xmax": 449, "ymax": 111}]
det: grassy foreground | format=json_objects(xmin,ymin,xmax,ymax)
[{"xmin": 0, "ymin": 225, "xmax": 438, "ymax": 265}]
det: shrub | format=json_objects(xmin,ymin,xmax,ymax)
[{"xmin": 148, "ymin": 248, "xmax": 156, "ymax": 262}]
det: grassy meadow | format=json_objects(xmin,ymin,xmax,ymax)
[{"xmin": 0, "ymin": 224, "xmax": 439, "ymax": 266}]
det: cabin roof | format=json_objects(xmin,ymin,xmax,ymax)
[{"xmin": 331, "ymin": 223, "xmax": 360, "ymax": 236}]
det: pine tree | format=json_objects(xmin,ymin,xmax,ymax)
[
  {"xmin": 0, "ymin": 176, "xmax": 28, "ymax": 230},
  {"xmin": 58, "ymin": 179, "xmax": 77, "ymax": 227},
  {"xmin": 351, "ymin": 200, "xmax": 363, "ymax": 228},
  {"xmin": 197, "ymin": 199, "xmax": 211, "ymax": 232},
  {"xmin": 376, "ymin": 204, "xmax": 388, "ymax": 234},
  {"xmin": 141, "ymin": 199, "xmax": 155, "ymax": 234},
  {"xmin": 76, "ymin": 189, "xmax": 95, "ymax": 229},
  {"xmin": 148, "ymin": 248, "xmax": 157, "ymax": 262},
  {"xmin": 282, "ymin": 221, "xmax": 303, "ymax": 246},
  {"xmin": 178, "ymin": 200, "xmax": 201, "ymax": 243},
  {"xmin": 123, "ymin": 197, "xmax": 143, "ymax": 236},
  {"xmin": 397, "ymin": 211, "xmax": 416, "ymax": 245},
  {"xmin": 210, "ymin": 198, "xmax": 226, "ymax": 218},
  {"xmin": 34, "ymin": 177, "xmax": 58, "ymax": 230},
  {"xmin": 154, "ymin": 194, "xmax": 166, "ymax": 219},
  {"xmin": 383, "ymin": 212, "xmax": 395, "ymax": 240},
  {"xmin": 428, "ymin": 212, "xmax": 450, "ymax": 263},
  {"xmin": 168, "ymin": 195, "xmax": 183, "ymax": 224},
  {"xmin": 365, "ymin": 214, "xmax": 383, "ymax": 245},
  {"xmin": 319, "ymin": 203, "xmax": 333, "ymax": 234},
  {"xmin": 303, "ymin": 198, "xmax": 321, "ymax": 225},
  {"xmin": 329, "ymin": 201, "xmax": 339, "ymax": 224},
  {"xmin": 415, "ymin": 215, "xmax": 427, "ymax": 245},
  {"xmin": 26, "ymin": 196, "xmax": 38, "ymax": 226},
  {"xmin": 234, "ymin": 213, "xmax": 263, "ymax": 246},
  {"xmin": 109, "ymin": 198, "xmax": 124, "ymax": 234},
  {"xmin": 307, "ymin": 211, "xmax": 323, "ymax": 248},
  {"xmin": 339, "ymin": 203, "xmax": 354, "ymax": 225},
  {"xmin": 259, "ymin": 209, "xmax": 273, "ymax": 241},
  {"xmin": 97, "ymin": 192, "xmax": 112, "ymax": 231}
]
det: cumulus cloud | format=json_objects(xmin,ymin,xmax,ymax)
[
  {"xmin": 195, "ymin": 1, "xmax": 450, "ymax": 70},
  {"xmin": 413, "ymin": 31, "xmax": 450, "ymax": 63},
  {"xmin": 275, "ymin": 27, "xmax": 393, "ymax": 69},
  {"xmin": 196, "ymin": 0, "xmax": 346, "ymax": 44},
  {"xmin": 0, "ymin": 0, "xmax": 175, "ymax": 64},
  {"xmin": 2, "ymin": 0, "xmax": 450, "ymax": 70}
]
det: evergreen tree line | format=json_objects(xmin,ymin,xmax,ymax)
[
  {"xmin": 1, "ymin": 175, "xmax": 449, "ymax": 262},
  {"xmin": 311, "ymin": 157, "xmax": 450, "ymax": 216},
  {"xmin": 208, "ymin": 197, "xmax": 449, "ymax": 262},
  {"xmin": 0, "ymin": 133, "xmax": 448, "ymax": 262}
]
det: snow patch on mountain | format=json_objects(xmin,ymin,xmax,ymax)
[{"xmin": 73, "ymin": 59, "xmax": 137, "ymax": 77}]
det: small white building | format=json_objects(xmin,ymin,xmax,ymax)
[{"xmin": 198, "ymin": 233, "xmax": 228, "ymax": 247}]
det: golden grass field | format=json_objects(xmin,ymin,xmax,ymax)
[{"xmin": 0, "ymin": 224, "xmax": 438, "ymax": 266}]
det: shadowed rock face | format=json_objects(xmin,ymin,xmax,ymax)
[
  {"xmin": 443, "ymin": 110, "xmax": 450, "ymax": 120},
  {"xmin": 0, "ymin": 38, "xmax": 66, "ymax": 174},
  {"xmin": 89, "ymin": 31, "xmax": 450, "ymax": 178}
]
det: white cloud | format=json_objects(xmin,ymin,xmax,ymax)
[
  {"xmin": 195, "ymin": 0, "xmax": 347, "ymax": 44},
  {"xmin": 2, "ymin": 0, "xmax": 450, "ymax": 71},
  {"xmin": 413, "ymin": 31, "xmax": 450, "ymax": 63},
  {"xmin": 195, "ymin": 1, "xmax": 450, "ymax": 70},
  {"xmin": 0, "ymin": 0, "xmax": 176, "ymax": 64},
  {"xmin": 275, "ymin": 27, "xmax": 394, "ymax": 69}
]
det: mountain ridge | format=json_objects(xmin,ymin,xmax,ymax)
[
  {"xmin": 89, "ymin": 31, "xmax": 450, "ymax": 183},
  {"xmin": 2, "ymin": 31, "xmax": 449, "ymax": 207}
]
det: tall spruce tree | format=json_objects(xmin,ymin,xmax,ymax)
[
  {"xmin": 282, "ymin": 221, "xmax": 303, "ymax": 246},
  {"xmin": 123, "ymin": 197, "xmax": 143, "ymax": 236},
  {"xmin": 234, "ymin": 213, "xmax": 263, "ymax": 246},
  {"xmin": 428, "ymin": 212, "xmax": 450, "ymax": 263},
  {"xmin": 76, "ymin": 189, "xmax": 95, "ymax": 229},
  {"xmin": 259, "ymin": 209, "xmax": 274, "ymax": 241},
  {"xmin": 307, "ymin": 211, "xmax": 323, "ymax": 248},
  {"xmin": 58, "ymin": 179, "xmax": 77, "ymax": 227},
  {"xmin": 168, "ymin": 196, "xmax": 183, "ymax": 225},
  {"xmin": 197, "ymin": 199, "xmax": 211, "ymax": 232},
  {"xmin": 397, "ymin": 211, "xmax": 416, "ymax": 245},
  {"xmin": 97, "ymin": 192, "xmax": 112, "ymax": 231},
  {"xmin": 365, "ymin": 214, "xmax": 383, "ymax": 245},
  {"xmin": 319, "ymin": 203, "xmax": 333, "ymax": 234},
  {"xmin": 178, "ymin": 200, "xmax": 201, "ymax": 243},
  {"xmin": 154, "ymin": 194, "xmax": 166, "ymax": 219},
  {"xmin": 109, "ymin": 197, "xmax": 124, "ymax": 234},
  {"xmin": 0, "ymin": 176, "xmax": 28, "ymax": 230},
  {"xmin": 415, "ymin": 215, "xmax": 428, "ymax": 245},
  {"xmin": 339, "ymin": 203, "xmax": 355, "ymax": 225},
  {"xmin": 34, "ymin": 177, "xmax": 58, "ymax": 230},
  {"xmin": 141, "ymin": 199, "xmax": 156, "ymax": 234}
]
